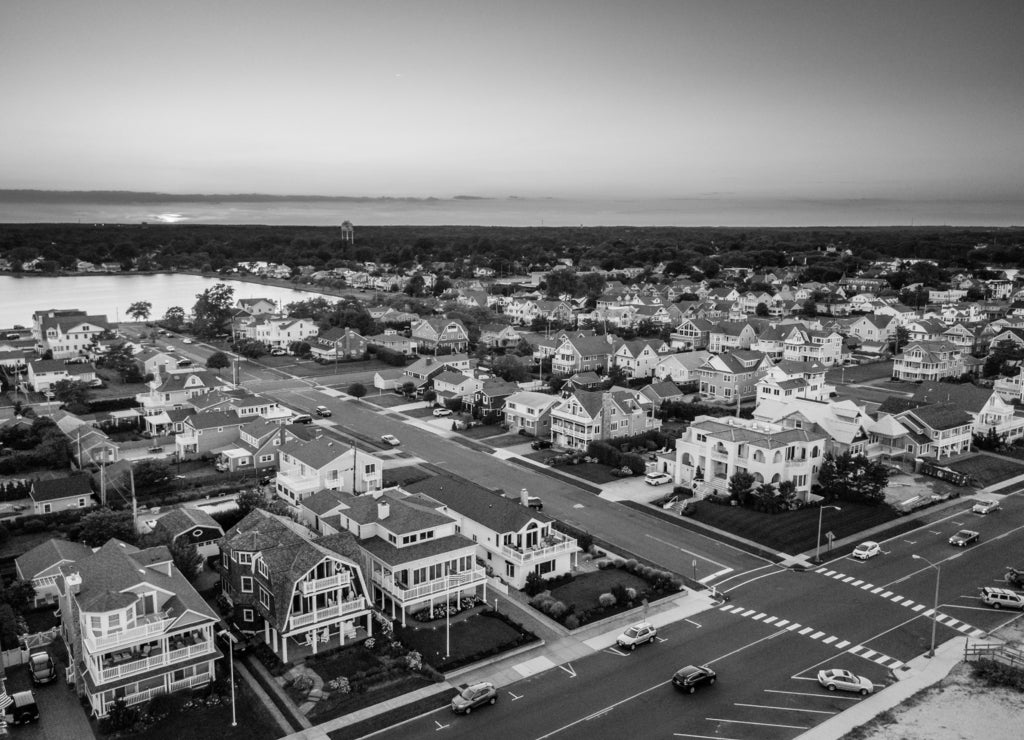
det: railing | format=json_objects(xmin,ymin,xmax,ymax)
[
  {"xmin": 964, "ymin": 641, "xmax": 1024, "ymax": 670},
  {"xmin": 501, "ymin": 538, "xmax": 577, "ymax": 565},
  {"xmin": 289, "ymin": 596, "xmax": 366, "ymax": 630},
  {"xmin": 169, "ymin": 673, "xmax": 212, "ymax": 693},
  {"xmin": 96, "ymin": 641, "xmax": 213, "ymax": 683},
  {"xmin": 380, "ymin": 568, "xmax": 486, "ymax": 601},
  {"xmin": 300, "ymin": 573, "xmax": 350, "ymax": 596},
  {"xmin": 85, "ymin": 615, "xmax": 175, "ymax": 651},
  {"xmin": 275, "ymin": 472, "xmax": 321, "ymax": 494},
  {"xmin": 106, "ymin": 687, "xmax": 162, "ymax": 713}
]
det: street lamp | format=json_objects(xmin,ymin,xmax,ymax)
[
  {"xmin": 912, "ymin": 554, "xmax": 941, "ymax": 658},
  {"xmin": 815, "ymin": 505, "xmax": 842, "ymax": 563},
  {"xmin": 216, "ymin": 629, "xmax": 238, "ymax": 727}
]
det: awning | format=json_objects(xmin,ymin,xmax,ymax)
[
  {"xmin": 145, "ymin": 412, "xmax": 172, "ymax": 426},
  {"xmin": 211, "ymin": 446, "xmax": 248, "ymax": 459},
  {"xmin": 109, "ymin": 408, "xmax": 142, "ymax": 419}
]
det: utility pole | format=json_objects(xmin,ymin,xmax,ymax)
[{"xmin": 130, "ymin": 466, "xmax": 137, "ymax": 534}]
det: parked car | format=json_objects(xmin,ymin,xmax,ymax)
[
  {"xmin": 972, "ymin": 499, "xmax": 1000, "ymax": 514},
  {"xmin": 852, "ymin": 541, "xmax": 880, "ymax": 560},
  {"xmin": 450, "ymin": 681, "xmax": 497, "ymax": 714},
  {"xmin": 182, "ymin": 338, "xmax": 193, "ymax": 344},
  {"xmin": 215, "ymin": 627, "xmax": 249, "ymax": 654},
  {"xmin": 644, "ymin": 472, "xmax": 672, "ymax": 486},
  {"xmin": 1006, "ymin": 567, "xmax": 1024, "ymax": 589},
  {"xmin": 672, "ymin": 664, "xmax": 717, "ymax": 693},
  {"xmin": 616, "ymin": 622, "xmax": 658, "ymax": 651},
  {"xmin": 817, "ymin": 668, "xmax": 873, "ymax": 695},
  {"xmin": 315, "ymin": 405, "xmax": 332, "ymax": 417},
  {"xmin": 270, "ymin": 347, "xmax": 288, "ymax": 356},
  {"xmin": 949, "ymin": 529, "xmax": 980, "ymax": 547},
  {"xmin": 4, "ymin": 691, "xmax": 39, "ymax": 725},
  {"xmin": 381, "ymin": 434, "xmax": 401, "ymax": 447},
  {"xmin": 980, "ymin": 586, "xmax": 1024, "ymax": 610},
  {"xmin": 290, "ymin": 414, "xmax": 313, "ymax": 425},
  {"xmin": 165, "ymin": 345, "xmax": 175, "ymax": 351},
  {"xmin": 28, "ymin": 652, "xmax": 56, "ymax": 685},
  {"xmin": 433, "ymin": 407, "xmax": 453, "ymax": 417},
  {"xmin": 530, "ymin": 439, "xmax": 552, "ymax": 450}
]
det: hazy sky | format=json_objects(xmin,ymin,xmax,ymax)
[{"xmin": 2, "ymin": 0, "xmax": 1022, "ymax": 201}]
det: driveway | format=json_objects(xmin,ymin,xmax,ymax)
[{"xmin": 4, "ymin": 651, "xmax": 95, "ymax": 740}]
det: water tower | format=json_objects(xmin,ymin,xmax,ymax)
[{"xmin": 340, "ymin": 220, "xmax": 354, "ymax": 244}]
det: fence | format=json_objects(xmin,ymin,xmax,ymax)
[{"xmin": 964, "ymin": 640, "xmax": 1024, "ymax": 670}]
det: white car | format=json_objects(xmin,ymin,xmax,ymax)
[
  {"xmin": 817, "ymin": 668, "xmax": 874, "ymax": 695},
  {"xmin": 852, "ymin": 541, "xmax": 880, "ymax": 560},
  {"xmin": 182, "ymin": 338, "xmax": 193, "ymax": 344},
  {"xmin": 972, "ymin": 499, "xmax": 1000, "ymax": 514},
  {"xmin": 644, "ymin": 472, "xmax": 672, "ymax": 486},
  {"xmin": 381, "ymin": 434, "xmax": 400, "ymax": 447},
  {"xmin": 165, "ymin": 345, "xmax": 175, "ymax": 351},
  {"xmin": 616, "ymin": 622, "xmax": 658, "ymax": 651},
  {"xmin": 433, "ymin": 407, "xmax": 453, "ymax": 417}
]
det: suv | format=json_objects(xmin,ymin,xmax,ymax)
[
  {"xmin": 672, "ymin": 664, "xmax": 717, "ymax": 693},
  {"xmin": 290, "ymin": 414, "xmax": 313, "ymax": 425},
  {"xmin": 28, "ymin": 652, "xmax": 56, "ymax": 685},
  {"xmin": 980, "ymin": 587, "xmax": 1024, "ymax": 610},
  {"xmin": 972, "ymin": 499, "xmax": 1000, "ymax": 514},
  {"xmin": 4, "ymin": 691, "xmax": 39, "ymax": 725},
  {"xmin": 450, "ymin": 682, "xmax": 497, "ymax": 714},
  {"xmin": 616, "ymin": 622, "xmax": 658, "ymax": 651},
  {"xmin": 314, "ymin": 405, "xmax": 332, "ymax": 417}
]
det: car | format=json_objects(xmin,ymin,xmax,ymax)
[
  {"xmin": 530, "ymin": 439, "xmax": 552, "ymax": 450},
  {"xmin": 290, "ymin": 414, "xmax": 313, "ymax": 424},
  {"xmin": 980, "ymin": 586, "xmax": 1024, "ymax": 610},
  {"xmin": 88, "ymin": 378, "xmax": 104, "ymax": 387},
  {"xmin": 315, "ymin": 405, "xmax": 332, "ymax": 417},
  {"xmin": 672, "ymin": 664, "xmax": 717, "ymax": 693},
  {"xmin": 973, "ymin": 499, "xmax": 1000, "ymax": 514},
  {"xmin": 270, "ymin": 347, "xmax": 288, "ymax": 356},
  {"xmin": 817, "ymin": 668, "xmax": 873, "ymax": 695},
  {"xmin": 182, "ymin": 338, "xmax": 193, "ymax": 344},
  {"xmin": 645, "ymin": 472, "xmax": 672, "ymax": 486},
  {"xmin": 28, "ymin": 652, "xmax": 56, "ymax": 685},
  {"xmin": 4, "ymin": 690, "xmax": 39, "ymax": 725},
  {"xmin": 147, "ymin": 446, "xmax": 163, "ymax": 454},
  {"xmin": 433, "ymin": 407, "xmax": 453, "ymax": 417},
  {"xmin": 852, "ymin": 541, "xmax": 881, "ymax": 560},
  {"xmin": 616, "ymin": 622, "xmax": 658, "ymax": 651},
  {"xmin": 949, "ymin": 529, "xmax": 980, "ymax": 547},
  {"xmin": 176, "ymin": 358, "xmax": 193, "ymax": 367},
  {"xmin": 215, "ymin": 627, "xmax": 249, "ymax": 654},
  {"xmin": 165, "ymin": 345, "xmax": 175, "ymax": 351},
  {"xmin": 450, "ymin": 681, "xmax": 497, "ymax": 714},
  {"xmin": 526, "ymin": 496, "xmax": 543, "ymax": 511},
  {"xmin": 381, "ymin": 434, "xmax": 400, "ymax": 446}
]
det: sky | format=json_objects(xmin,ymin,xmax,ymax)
[{"xmin": 2, "ymin": 0, "xmax": 1022, "ymax": 202}]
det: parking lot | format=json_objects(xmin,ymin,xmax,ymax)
[{"xmin": 3, "ymin": 645, "xmax": 95, "ymax": 740}]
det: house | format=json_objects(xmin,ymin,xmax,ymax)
[
  {"xmin": 30, "ymin": 474, "xmax": 95, "ymax": 515},
  {"xmin": 848, "ymin": 314, "xmax": 898, "ymax": 344},
  {"xmin": 755, "ymin": 360, "xmax": 829, "ymax": 403},
  {"xmin": 707, "ymin": 321, "xmax": 759, "ymax": 354},
  {"xmin": 405, "ymin": 476, "xmax": 578, "ymax": 590},
  {"xmin": 308, "ymin": 327, "xmax": 368, "ymax": 361},
  {"xmin": 188, "ymin": 388, "xmax": 290, "ymax": 423},
  {"xmin": 892, "ymin": 342, "xmax": 964, "ymax": 381},
  {"xmin": 910, "ymin": 382, "xmax": 1024, "ymax": 444},
  {"xmin": 471, "ymin": 379, "xmax": 519, "ymax": 421},
  {"xmin": 673, "ymin": 415, "xmax": 827, "ymax": 500},
  {"xmin": 366, "ymin": 330, "xmax": 418, "ymax": 356},
  {"xmin": 300, "ymin": 488, "xmax": 485, "ymax": 627},
  {"xmin": 134, "ymin": 348, "xmax": 178, "ymax": 381},
  {"xmin": 151, "ymin": 507, "xmax": 225, "ymax": 558},
  {"xmin": 174, "ymin": 411, "xmax": 249, "ymax": 461},
  {"xmin": 654, "ymin": 350, "xmax": 713, "ymax": 386},
  {"xmin": 670, "ymin": 318, "xmax": 714, "ymax": 351},
  {"xmin": 503, "ymin": 390, "xmax": 560, "ymax": 437},
  {"xmin": 220, "ymin": 509, "xmax": 372, "ymax": 661},
  {"xmin": 638, "ymin": 380, "xmax": 685, "ymax": 408},
  {"xmin": 57, "ymin": 539, "xmax": 220, "ymax": 716},
  {"xmin": 26, "ymin": 359, "xmax": 98, "ymax": 393},
  {"xmin": 550, "ymin": 335, "xmax": 614, "ymax": 376},
  {"xmin": 697, "ymin": 350, "xmax": 773, "ymax": 403},
  {"xmin": 238, "ymin": 317, "xmax": 319, "ymax": 349},
  {"xmin": 135, "ymin": 370, "xmax": 232, "ymax": 416},
  {"xmin": 275, "ymin": 437, "xmax": 383, "ymax": 507},
  {"xmin": 16, "ymin": 539, "xmax": 94, "ymax": 607},
  {"xmin": 212, "ymin": 417, "xmax": 286, "ymax": 473},
  {"xmin": 610, "ymin": 339, "xmax": 668, "ymax": 380},
  {"xmin": 431, "ymin": 371, "xmax": 483, "ymax": 406},
  {"xmin": 32, "ymin": 309, "xmax": 111, "ymax": 360},
  {"xmin": 236, "ymin": 298, "xmax": 278, "ymax": 316},
  {"xmin": 410, "ymin": 318, "xmax": 470, "ymax": 353},
  {"xmin": 894, "ymin": 403, "xmax": 973, "ymax": 459},
  {"xmin": 550, "ymin": 388, "xmax": 660, "ymax": 449},
  {"xmin": 754, "ymin": 398, "xmax": 871, "ymax": 457},
  {"xmin": 478, "ymin": 323, "xmax": 522, "ymax": 350}
]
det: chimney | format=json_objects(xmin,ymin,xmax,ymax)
[
  {"xmin": 377, "ymin": 501, "xmax": 390, "ymax": 520},
  {"xmin": 520, "ymin": 488, "xmax": 529, "ymax": 506},
  {"xmin": 425, "ymin": 357, "xmax": 433, "ymax": 366}
]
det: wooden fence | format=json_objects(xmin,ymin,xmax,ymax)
[{"xmin": 964, "ymin": 640, "xmax": 1024, "ymax": 670}]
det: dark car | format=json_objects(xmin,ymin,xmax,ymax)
[
  {"xmin": 28, "ymin": 652, "xmax": 56, "ymax": 685},
  {"xmin": 450, "ymin": 681, "xmax": 497, "ymax": 714},
  {"xmin": 530, "ymin": 439, "xmax": 552, "ymax": 450},
  {"xmin": 314, "ymin": 405, "xmax": 332, "ymax": 417},
  {"xmin": 216, "ymin": 627, "xmax": 249, "ymax": 654},
  {"xmin": 949, "ymin": 529, "xmax": 980, "ymax": 547},
  {"xmin": 672, "ymin": 664, "xmax": 717, "ymax": 693},
  {"xmin": 4, "ymin": 691, "xmax": 39, "ymax": 725}
]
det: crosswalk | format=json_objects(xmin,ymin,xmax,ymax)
[
  {"xmin": 717, "ymin": 603, "xmax": 906, "ymax": 670},
  {"xmin": 814, "ymin": 566, "xmax": 986, "ymax": 638}
]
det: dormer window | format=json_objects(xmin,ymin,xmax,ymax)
[{"xmin": 237, "ymin": 552, "xmax": 253, "ymax": 566}]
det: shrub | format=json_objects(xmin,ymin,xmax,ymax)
[
  {"xmin": 524, "ymin": 571, "xmax": 547, "ymax": 596},
  {"xmin": 625, "ymin": 587, "xmax": 638, "ymax": 601},
  {"xmin": 564, "ymin": 614, "xmax": 580, "ymax": 630},
  {"xmin": 611, "ymin": 583, "xmax": 630, "ymax": 604},
  {"xmin": 547, "ymin": 601, "xmax": 568, "ymax": 619},
  {"xmin": 622, "ymin": 559, "xmax": 638, "ymax": 573},
  {"xmin": 971, "ymin": 658, "xmax": 1024, "ymax": 690},
  {"xmin": 598, "ymin": 592, "xmax": 616, "ymax": 608},
  {"xmin": 21, "ymin": 518, "xmax": 46, "ymax": 533},
  {"xmin": 596, "ymin": 559, "xmax": 614, "ymax": 570}
]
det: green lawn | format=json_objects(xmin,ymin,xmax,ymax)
[
  {"xmin": 550, "ymin": 569, "xmax": 650, "ymax": 607},
  {"xmin": 689, "ymin": 500, "xmax": 899, "ymax": 553},
  {"xmin": 943, "ymin": 453, "xmax": 1024, "ymax": 487},
  {"xmin": 394, "ymin": 611, "xmax": 533, "ymax": 671}
]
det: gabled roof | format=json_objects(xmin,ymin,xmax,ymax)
[
  {"xmin": 185, "ymin": 410, "xmax": 246, "ymax": 430},
  {"xmin": 902, "ymin": 403, "xmax": 973, "ymax": 431},
  {"xmin": 16, "ymin": 538, "xmax": 93, "ymax": 580},
  {"xmin": 912, "ymin": 382, "xmax": 995, "ymax": 414},
  {"xmin": 559, "ymin": 389, "xmax": 605, "ymax": 419},
  {"xmin": 153, "ymin": 507, "xmax": 224, "ymax": 538},
  {"xmin": 31, "ymin": 474, "xmax": 93, "ymax": 502},
  {"xmin": 405, "ymin": 475, "xmax": 553, "ymax": 535},
  {"xmin": 279, "ymin": 436, "xmax": 357, "ymax": 470}
]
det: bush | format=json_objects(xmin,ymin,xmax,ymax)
[
  {"xmin": 547, "ymin": 600, "xmax": 568, "ymax": 619},
  {"xmin": 971, "ymin": 658, "xmax": 1024, "ymax": 690},
  {"xmin": 564, "ymin": 614, "xmax": 580, "ymax": 630},
  {"xmin": 598, "ymin": 592, "xmax": 616, "ymax": 608},
  {"xmin": 596, "ymin": 559, "xmax": 614, "ymax": 570},
  {"xmin": 21, "ymin": 517, "xmax": 47, "ymax": 533},
  {"xmin": 611, "ymin": 583, "xmax": 629, "ymax": 604},
  {"xmin": 622, "ymin": 559, "xmax": 638, "ymax": 573},
  {"xmin": 625, "ymin": 587, "xmax": 638, "ymax": 601}
]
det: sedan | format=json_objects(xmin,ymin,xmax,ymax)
[
  {"xmin": 182, "ymin": 338, "xmax": 193, "ymax": 344},
  {"xmin": 28, "ymin": 652, "xmax": 56, "ymax": 685},
  {"xmin": 165, "ymin": 345, "xmax": 175, "ymax": 351},
  {"xmin": 381, "ymin": 434, "xmax": 401, "ymax": 447},
  {"xmin": 645, "ymin": 472, "xmax": 672, "ymax": 486},
  {"xmin": 433, "ymin": 407, "xmax": 453, "ymax": 417},
  {"xmin": 672, "ymin": 664, "xmax": 716, "ymax": 693},
  {"xmin": 852, "ymin": 541, "xmax": 881, "ymax": 560},
  {"xmin": 972, "ymin": 499, "xmax": 1000, "ymax": 514},
  {"xmin": 949, "ymin": 529, "xmax": 980, "ymax": 547},
  {"xmin": 450, "ymin": 681, "xmax": 497, "ymax": 714},
  {"xmin": 616, "ymin": 622, "xmax": 657, "ymax": 651},
  {"xmin": 817, "ymin": 668, "xmax": 873, "ymax": 695},
  {"xmin": 315, "ymin": 405, "xmax": 332, "ymax": 417}
]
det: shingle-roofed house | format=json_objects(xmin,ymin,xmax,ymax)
[
  {"xmin": 16, "ymin": 538, "xmax": 94, "ymax": 607},
  {"xmin": 152, "ymin": 507, "xmax": 225, "ymax": 558},
  {"xmin": 275, "ymin": 437, "xmax": 383, "ymax": 507},
  {"xmin": 30, "ymin": 474, "xmax": 95, "ymax": 515}
]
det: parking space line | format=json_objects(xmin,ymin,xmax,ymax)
[
  {"xmin": 810, "ymin": 631, "xmax": 825, "ymax": 639},
  {"xmin": 734, "ymin": 703, "xmax": 837, "ymax": 715},
  {"xmin": 912, "ymin": 604, "xmax": 925, "ymax": 612},
  {"xmin": 763, "ymin": 616, "xmax": 778, "ymax": 625},
  {"xmin": 707, "ymin": 718, "xmax": 808, "ymax": 730},
  {"xmin": 752, "ymin": 612, "xmax": 766, "ymax": 620},
  {"xmin": 776, "ymin": 619, "xmax": 790, "ymax": 628},
  {"xmin": 787, "ymin": 623, "xmax": 801, "ymax": 631},
  {"xmin": 673, "ymin": 734, "xmax": 743, "ymax": 740},
  {"xmin": 765, "ymin": 689, "xmax": 859, "ymax": 701}
]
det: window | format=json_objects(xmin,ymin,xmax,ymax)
[
  {"xmin": 237, "ymin": 552, "xmax": 253, "ymax": 566},
  {"xmin": 78, "ymin": 497, "xmax": 86, "ymax": 507},
  {"xmin": 505, "ymin": 562, "xmax": 515, "ymax": 578},
  {"xmin": 241, "ymin": 576, "xmax": 253, "ymax": 593},
  {"xmin": 402, "ymin": 534, "xmax": 416, "ymax": 545},
  {"xmin": 42, "ymin": 503, "xmax": 51, "ymax": 514},
  {"xmin": 259, "ymin": 587, "xmax": 271, "ymax": 608},
  {"xmin": 257, "ymin": 559, "xmax": 268, "ymax": 578}
]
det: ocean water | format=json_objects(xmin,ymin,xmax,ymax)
[{"xmin": 0, "ymin": 196, "xmax": 1021, "ymax": 227}]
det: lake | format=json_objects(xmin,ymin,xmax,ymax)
[{"xmin": 0, "ymin": 273, "xmax": 325, "ymax": 329}]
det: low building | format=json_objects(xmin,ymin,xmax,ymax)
[
  {"xmin": 151, "ymin": 508, "xmax": 225, "ymax": 558},
  {"xmin": 30, "ymin": 475, "xmax": 95, "ymax": 515},
  {"xmin": 26, "ymin": 359, "xmax": 98, "ymax": 393},
  {"xmin": 16, "ymin": 539, "xmax": 94, "ymax": 607}
]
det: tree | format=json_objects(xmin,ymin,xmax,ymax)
[
  {"xmin": 0, "ymin": 579, "xmax": 36, "ymax": 612},
  {"xmin": 169, "ymin": 538, "xmax": 204, "ymax": 581},
  {"xmin": 231, "ymin": 338, "xmax": 268, "ymax": 359},
  {"xmin": 983, "ymin": 339, "xmax": 1024, "ymax": 378},
  {"xmin": 755, "ymin": 302, "xmax": 769, "ymax": 317},
  {"xmin": 96, "ymin": 342, "xmax": 145, "ymax": 383},
  {"xmin": 404, "ymin": 274, "xmax": 426, "ymax": 297},
  {"xmin": 192, "ymin": 283, "xmax": 235, "ymax": 338},
  {"xmin": 728, "ymin": 470, "xmax": 756, "ymax": 505},
  {"xmin": 401, "ymin": 381, "xmax": 416, "ymax": 397},
  {"xmin": 163, "ymin": 306, "xmax": 186, "ymax": 330},
  {"xmin": 544, "ymin": 267, "xmax": 578, "ymax": 298},
  {"xmin": 973, "ymin": 427, "xmax": 1007, "ymax": 452},
  {"xmin": 126, "ymin": 301, "xmax": 152, "ymax": 322},
  {"xmin": 347, "ymin": 382, "xmax": 367, "ymax": 399},
  {"xmin": 801, "ymin": 299, "xmax": 818, "ymax": 318},
  {"xmin": 79, "ymin": 508, "xmax": 137, "ymax": 547},
  {"xmin": 492, "ymin": 354, "xmax": 530, "ymax": 382},
  {"xmin": 52, "ymin": 379, "xmax": 90, "ymax": 412},
  {"xmin": 890, "ymin": 325, "xmax": 910, "ymax": 355},
  {"xmin": 127, "ymin": 459, "xmax": 171, "ymax": 492},
  {"xmin": 206, "ymin": 351, "xmax": 231, "ymax": 370},
  {"xmin": 236, "ymin": 488, "xmax": 290, "ymax": 517},
  {"xmin": 816, "ymin": 452, "xmax": 889, "ymax": 505},
  {"xmin": 0, "ymin": 604, "xmax": 18, "ymax": 649}
]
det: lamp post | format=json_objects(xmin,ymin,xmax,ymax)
[
  {"xmin": 815, "ymin": 505, "xmax": 842, "ymax": 563},
  {"xmin": 216, "ymin": 629, "xmax": 238, "ymax": 727},
  {"xmin": 912, "ymin": 554, "xmax": 941, "ymax": 658}
]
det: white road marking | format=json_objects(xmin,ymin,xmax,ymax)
[
  {"xmin": 706, "ymin": 718, "xmax": 808, "ymax": 730},
  {"xmin": 559, "ymin": 663, "xmax": 577, "ymax": 678},
  {"xmin": 683, "ymin": 619, "xmax": 702, "ymax": 628},
  {"xmin": 764, "ymin": 689, "xmax": 859, "ymax": 701},
  {"xmin": 643, "ymin": 534, "xmax": 732, "ymax": 570},
  {"xmin": 674, "ymin": 734, "xmax": 743, "ymax": 740},
  {"xmin": 822, "ymin": 636, "xmax": 837, "ymax": 645},
  {"xmin": 434, "ymin": 720, "xmax": 449, "ymax": 730},
  {"xmin": 508, "ymin": 691, "xmax": 522, "ymax": 701},
  {"xmin": 734, "ymin": 703, "xmax": 837, "ymax": 715}
]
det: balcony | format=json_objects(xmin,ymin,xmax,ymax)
[
  {"xmin": 501, "ymin": 534, "xmax": 577, "ymax": 565},
  {"xmin": 275, "ymin": 471, "xmax": 321, "ymax": 497},
  {"xmin": 288, "ymin": 596, "xmax": 366, "ymax": 631},
  {"xmin": 97, "ymin": 641, "xmax": 213, "ymax": 683},
  {"xmin": 84, "ymin": 613, "xmax": 175, "ymax": 652},
  {"xmin": 380, "ymin": 567, "xmax": 486, "ymax": 602},
  {"xmin": 299, "ymin": 573, "xmax": 350, "ymax": 596}
]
